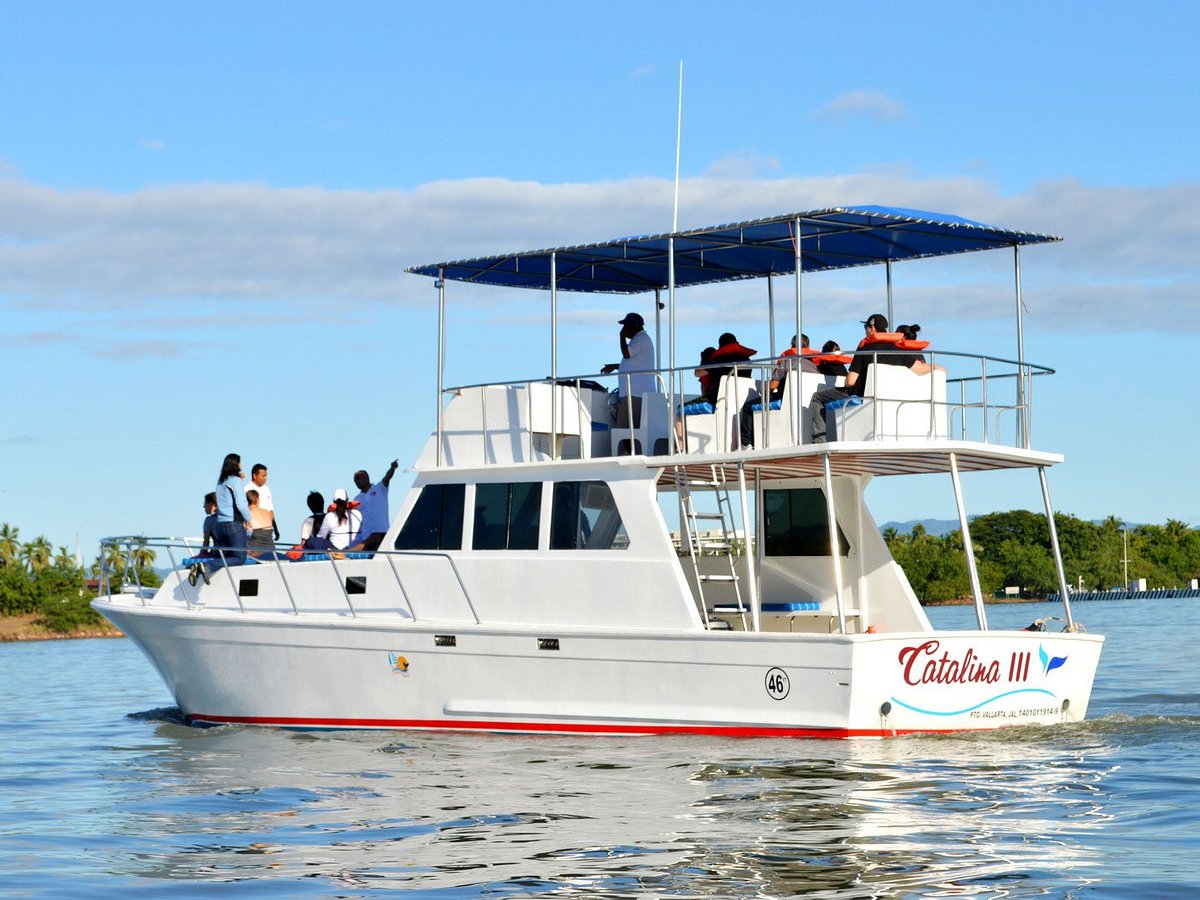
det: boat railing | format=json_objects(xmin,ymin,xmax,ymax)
[
  {"xmin": 434, "ymin": 350, "xmax": 1053, "ymax": 466},
  {"xmin": 97, "ymin": 535, "xmax": 479, "ymax": 622}
]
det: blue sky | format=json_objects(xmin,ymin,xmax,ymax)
[{"xmin": 2, "ymin": 1, "xmax": 1198, "ymax": 561}]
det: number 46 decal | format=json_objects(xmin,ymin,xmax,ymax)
[{"xmin": 765, "ymin": 667, "xmax": 790, "ymax": 700}]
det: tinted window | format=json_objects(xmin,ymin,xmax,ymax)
[
  {"xmin": 764, "ymin": 488, "xmax": 849, "ymax": 556},
  {"xmin": 551, "ymin": 481, "xmax": 629, "ymax": 550},
  {"xmin": 394, "ymin": 484, "xmax": 464, "ymax": 550},
  {"xmin": 472, "ymin": 482, "xmax": 543, "ymax": 550}
]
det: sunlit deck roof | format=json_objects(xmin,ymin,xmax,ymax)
[{"xmin": 407, "ymin": 206, "xmax": 1061, "ymax": 295}]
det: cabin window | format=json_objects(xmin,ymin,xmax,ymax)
[
  {"xmin": 394, "ymin": 483, "xmax": 465, "ymax": 551},
  {"xmin": 763, "ymin": 488, "xmax": 850, "ymax": 557},
  {"xmin": 472, "ymin": 482, "xmax": 542, "ymax": 550},
  {"xmin": 550, "ymin": 481, "xmax": 629, "ymax": 550}
]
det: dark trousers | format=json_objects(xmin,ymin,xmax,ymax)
[
  {"xmin": 210, "ymin": 520, "xmax": 248, "ymax": 568},
  {"xmin": 809, "ymin": 386, "xmax": 852, "ymax": 442}
]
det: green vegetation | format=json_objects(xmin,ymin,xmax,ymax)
[
  {"xmin": 0, "ymin": 524, "xmax": 160, "ymax": 634},
  {"xmin": 886, "ymin": 512, "xmax": 1200, "ymax": 603}
]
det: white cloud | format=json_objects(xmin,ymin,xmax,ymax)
[
  {"xmin": 814, "ymin": 89, "xmax": 909, "ymax": 124},
  {"xmin": 0, "ymin": 169, "xmax": 1195, "ymax": 333}
]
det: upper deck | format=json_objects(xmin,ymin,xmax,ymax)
[{"xmin": 407, "ymin": 206, "xmax": 1062, "ymax": 479}]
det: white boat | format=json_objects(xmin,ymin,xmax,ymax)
[{"xmin": 94, "ymin": 206, "xmax": 1103, "ymax": 737}]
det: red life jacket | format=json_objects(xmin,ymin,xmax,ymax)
[{"xmin": 709, "ymin": 341, "xmax": 757, "ymax": 363}]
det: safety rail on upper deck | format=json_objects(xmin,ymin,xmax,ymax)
[
  {"xmin": 421, "ymin": 350, "xmax": 1053, "ymax": 468},
  {"xmin": 96, "ymin": 535, "xmax": 479, "ymax": 622}
]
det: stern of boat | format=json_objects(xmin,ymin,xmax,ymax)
[{"xmin": 848, "ymin": 630, "xmax": 1104, "ymax": 735}]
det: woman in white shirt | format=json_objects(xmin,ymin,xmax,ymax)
[{"xmin": 317, "ymin": 488, "xmax": 362, "ymax": 550}]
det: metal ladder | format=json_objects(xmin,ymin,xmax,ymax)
[{"xmin": 676, "ymin": 465, "xmax": 747, "ymax": 630}]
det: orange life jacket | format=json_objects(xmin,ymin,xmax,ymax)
[{"xmin": 856, "ymin": 332, "xmax": 929, "ymax": 351}]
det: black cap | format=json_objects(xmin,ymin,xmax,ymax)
[
  {"xmin": 618, "ymin": 312, "xmax": 644, "ymax": 328},
  {"xmin": 861, "ymin": 313, "xmax": 888, "ymax": 331}
]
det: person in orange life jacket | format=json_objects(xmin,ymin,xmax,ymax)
[
  {"xmin": 601, "ymin": 312, "xmax": 655, "ymax": 427},
  {"xmin": 808, "ymin": 313, "xmax": 937, "ymax": 442},
  {"xmin": 702, "ymin": 333, "xmax": 756, "ymax": 405},
  {"xmin": 768, "ymin": 333, "xmax": 820, "ymax": 401},
  {"xmin": 815, "ymin": 340, "xmax": 850, "ymax": 379}
]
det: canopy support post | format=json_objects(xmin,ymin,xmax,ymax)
[
  {"xmin": 949, "ymin": 452, "xmax": 987, "ymax": 629},
  {"xmin": 886, "ymin": 259, "xmax": 894, "ymax": 328},
  {"xmin": 436, "ymin": 266, "xmax": 446, "ymax": 468},
  {"xmin": 822, "ymin": 453, "xmax": 847, "ymax": 634},
  {"xmin": 767, "ymin": 274, "xmax": 776, "ymax": 359},
  {"xmin": 654, "ymin": 287, "xmax": 662, "ymax": 371},
  {"xmin": 550, "ymin": 251, "xmax": 558, "ymax": 461},
  {"xmin": 1014, "ymin": 245, "xmax": 1027, "ymax": 448},
  {"xmin": 1038, "ymin": 466, "xmax": 1077, "ymax": 632},
  {"xmin": 793, "ymin": 217, "xmax": 804, "ymax": 445}
]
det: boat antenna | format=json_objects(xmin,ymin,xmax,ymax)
[
  {"xmin": 667, "ymin": 60, "xmax": 682, "ymax": 441},
  {"xmin": 672, "ymin": 60, "xmax": 683, "ymax": 233}
]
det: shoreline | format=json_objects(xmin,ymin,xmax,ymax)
[{"xmin": 0, "ymin": 613, "xmax": 124, "ymax": 643}]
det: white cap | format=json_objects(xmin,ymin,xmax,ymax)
[{"xmin": 333, "ymin": 488, "xmax": 348, "ymax": 501}]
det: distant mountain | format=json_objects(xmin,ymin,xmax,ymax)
[{"xmin": 879, "ymin": 518, "xmax": 961, "ymax": 537}]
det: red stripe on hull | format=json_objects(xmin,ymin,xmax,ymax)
[{"xmin": 183, "ymin": 713, "xmax": 959, "ymax": 739}]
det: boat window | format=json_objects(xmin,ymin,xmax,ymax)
[
  {"xmin": 550, "ymin": 481, "xmax": 629, "ymax": 550},
  {"xmin": 472, "ymin": 482, "xmax": 542, "ymax": 550},
  {"xmin": 763, "ymin": 488, "xmax": 850, "ymax": 557},
  {"xmin": 394, "ymin": 483, "xmax": 465, "ymax": 551}
]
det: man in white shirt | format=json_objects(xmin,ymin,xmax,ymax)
[
  {"xmin": 350, "ymin": 459, "xmax": 399, "ymax": 551},
  {"xmin": 600, "ymin": 312, "xmax": 656, "ymax": 426},
  {"xmin": 244, "ymin": 463, "xmax": 279, "ymax": 540}
]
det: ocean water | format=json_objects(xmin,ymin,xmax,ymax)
[{"xmin": 1, "ymin": 599, "xmax": 1197, "ymax": 898}]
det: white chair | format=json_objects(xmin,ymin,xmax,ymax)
[{"xmin": 833, "ymin": 365, "xmax": 947, "ymax": 441}]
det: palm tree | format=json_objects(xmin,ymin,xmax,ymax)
[
  {"xmin": 128, "ymin": 539, "xmax": 157, "ymax": 573},
  {"xmin": 0, "ymin": 523, "xmax": 19, "ymax": 566},
  {"xmin": 22, "ymin": 536, "xmax": 53, "ymax": 572},
  {"xmin": 53, "ymin": 545, "xmax": 77, "ymax": 571}
]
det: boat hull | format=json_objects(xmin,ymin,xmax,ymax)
[{"xmin": 95, "ymin": 598, "xmax": 1103, "ymax": 738}]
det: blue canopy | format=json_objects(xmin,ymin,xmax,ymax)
[{"xmin": 406, "ymin": 206, "xmax": 1061, "ymax": 295}]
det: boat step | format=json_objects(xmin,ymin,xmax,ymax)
[
  {"xmin": 689, "ymin": 512, "xmax": 726, "ymax": 520},
  {"xmin": 699, "ymin": 574, "xmax": 738, "ymax": 582}
]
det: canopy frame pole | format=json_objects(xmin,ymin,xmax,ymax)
[
  {"xmin": 949, "ymin": 452, "xmax": 987, "ymax": 630},
  {"xmin": 1038, "ymin": 466, "xmax": 1077, "ymax": 632},
  {"xmin": 736, "ymin": 460, "xmax": 760, "ymax": 633},
  {"xmin": 550, "ymin": 251, "xmax": 558, "ymax": 461},
  {"xmin": 886, "ymin": 259, "xmax": 894, "ymax": 328},
  {"xmin": 654, "ymin": 287, "xmax": 662, "ymax": 371},
  {"xmin": 822, "ymin": 453, "xmax": 847, "ymax": 634},
  {"xmin": 767, "ymin": 273, "xmax": 776, "ymax": 359},
  {"xmin": 436, "ymin": 266, "xmax": 446, "ymax": 468},
  {"xmin": 1014, "ymin": 245, "xmax": 1027, "ymax": 448},
  {"xmin": 793, "ymin": 217, "xmax": 804, "ymax": 445}
]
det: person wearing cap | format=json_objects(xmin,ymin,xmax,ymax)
[
  {"xmin": 600, "ymin": 312, "xmax": 656, "ymax": 426},
  {"xmin": 808, "ymin": 313, "xmax": 927, "ymax": 442},
  {"xmin": 316, "ymin": 488, "xmax": 363, "ymax": 551}
]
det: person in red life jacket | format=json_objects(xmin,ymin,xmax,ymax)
[
  {"xmin": 702, "ymin": 332, "xmax": 757, "ymax": 405},
  {"xmin": 769, "ymin": 333, "xmax": 819, "ymax": 402},
  {"xmin": 808, "ymin": 313, "xmax": 937, "ymax": 442}
]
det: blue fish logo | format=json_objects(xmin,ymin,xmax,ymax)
[{"xmin": 1039, "ymin": 644, "xmax": 1067, "ymax": 676}]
